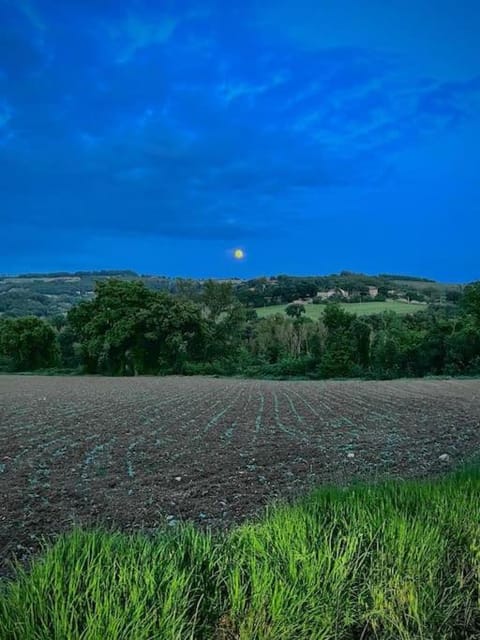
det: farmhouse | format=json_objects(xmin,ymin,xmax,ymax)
[{"xmin": 316, "ymin": 288, "xmax": 349, "ymax": 300}]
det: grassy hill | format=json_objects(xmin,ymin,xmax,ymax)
[
  {"xmin": 0, "ymin": 270, "xmax": 460, "ymax": 318},
  {"xmin": 0, "ymin": 271, "xmax": 174, "ymax": 318},
  {"xmin": 255, "ymin": 300, "xmax": 428, "ymax": 318}
]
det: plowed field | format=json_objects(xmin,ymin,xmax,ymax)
[{"xmin": 1, "ymin": 375, "xmax": 479, "ymax": 572}]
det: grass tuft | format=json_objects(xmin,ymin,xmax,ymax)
[{"xmin": 1, "ymin": 469, "xmax": 479, "ymax": 639}]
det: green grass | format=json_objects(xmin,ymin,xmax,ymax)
[
  {"xmin": 1, "ymin": 469, "xmax": 479, "ymax": 639},
  {"xmin": 255, "ymin": 300, "xmax": 428, "ymax": 319}
]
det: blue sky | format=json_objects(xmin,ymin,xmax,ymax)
[{"xmin": 1, "ymin": 0, "xmax": 479, "ymax": 281}]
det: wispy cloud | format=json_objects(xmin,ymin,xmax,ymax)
[
  {"xmin": 1, "ymin": 0, "xmax": 479, "ymax": 278},
  {"xmin": 0, "ymin": 102, "xmax": 12, "ymax": 128},
  {"xmin": 17, "ymin": 0, "xmax": 46, "ymax": 32},
  {"xmin": 110, "ymin": 14, "xmax": 179, "ymax": 63},
  {"xmin": 217, "ymin": 71, "xmax": 288, "ymax": 105}
]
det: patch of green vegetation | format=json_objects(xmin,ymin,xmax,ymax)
[
  {"xmin": 1, "ymin": 468, "xmax": 479, "ymax": 639},
  {"xmin": 2, "ymin": 278, "xmax": 479, "ymax": 379},
  {"xmin": 255, "ymin": 300, "xmax": 427, "ymax": 319}
]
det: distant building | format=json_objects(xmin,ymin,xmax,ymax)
[
  {"xmin": 316, "ymin": 288, "xmax": 349, "ymax": 300},
  {"xmin": 316, "ymin": 290, "xmax": 336, "ymax": 300}
]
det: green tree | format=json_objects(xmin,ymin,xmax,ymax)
[
  {"xmin": 462, "ymin": 281, "xmax": 480, "ymax": 324},
  {"xmin": 350, "ymin": 319, "xmax": 371, "ymax": 368},
  {"xmin": 201, "ymin": 280, "xmax": 237, "ymax": 321},
  {"xmin": 201, "ymin": 280, "xmax": 246, "ymax": 362},
  {"xmin": 0, "ymin": 316, "xmax": 59, "ymax": 371},
  {"xmin": 318, "ymin": 305, "xmax": 357, "ymax": 377},
  {"xmin": 371, "ymin": 332, "xmax": 400, "ymax": 377},
  {"xmin": 285, "ymin": 303, "xmax": 306, "ymax": 318},
  {"xmin": 445, "ymin": 316, "xmax": 480, "ymax": 374},
  {"xmin": 67, "ymin": 279, "xmax": 206, "ymax": 375}
]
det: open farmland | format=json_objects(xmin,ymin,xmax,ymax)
[
  {"xmin": 255, "ymin": 299, "xmax": 428, "ymax": 318},
  {"xmin": 1, "ymin": 375, "xmax": 480, "ymax": 574}
]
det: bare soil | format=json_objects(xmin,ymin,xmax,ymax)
[{"xmin": 1, "ymin": 375, "xmax": 479, "ymax": 574}]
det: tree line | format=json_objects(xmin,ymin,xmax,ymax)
[
  {"xmin": 0, "ymin": 271, "xmax": 461, "ymax": 318},
  {"xmin": 1, "ymin": 279, "xmax": 479, "ymax": 379}
]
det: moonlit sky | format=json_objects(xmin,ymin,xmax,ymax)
[{"xmin": 1, "ymin": 0, "xmax": 479, "ymax": 281}]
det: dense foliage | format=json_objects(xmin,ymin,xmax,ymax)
[
  {"xmin": 65, "ymin": 279, "xmax": 245, "ymax": 375},
  {"xmin": 1, "ymin": 279, "xmax": 479, "ymax": 379},
  {"xmin": 0, "ymin": 316, "xmax": 59, "ymax": 371}
]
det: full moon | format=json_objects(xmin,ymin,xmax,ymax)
[{"xmin": 233, "ymin": 248, "xmax": 245, "ymax": 260}]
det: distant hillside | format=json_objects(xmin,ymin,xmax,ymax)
[
  {"xmin": 256, "ymin": 300, "xmax": 428, "ymax": 319},
  {"xmin": 0, "ymin": 270, "xmax": 463, "ymax": 317},
  {"xmin": 0, "ymin": 271, "xmax": 171, "ymax": 317},
  {"xmin": 236, "ymin": 272, "xmax": 463, "ymax": 309}
]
